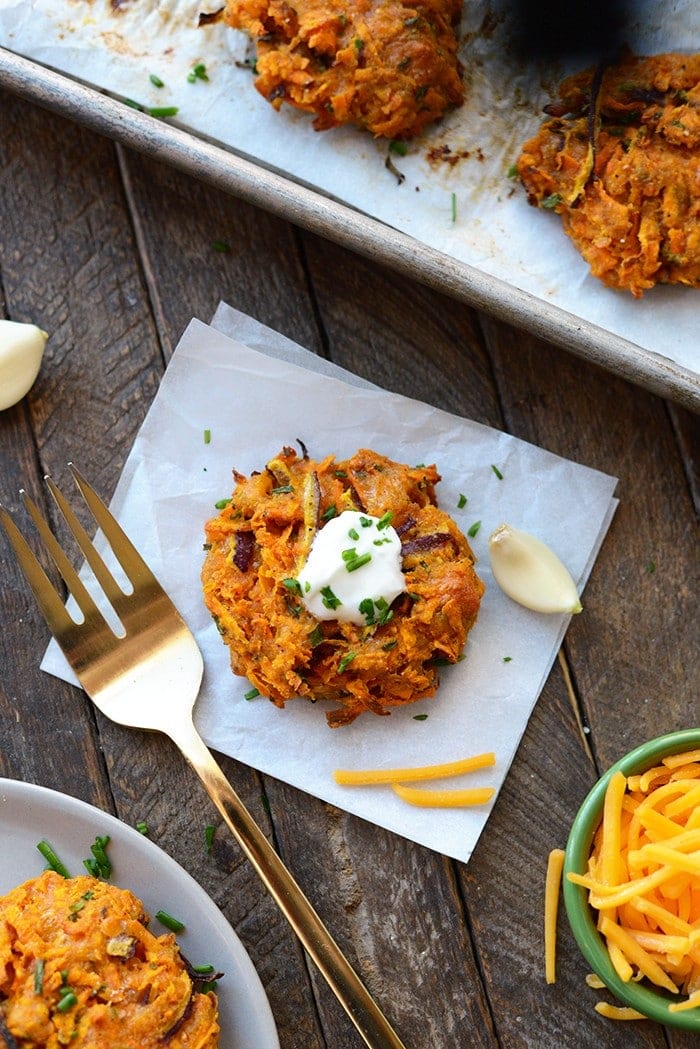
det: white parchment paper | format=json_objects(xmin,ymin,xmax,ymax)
[
  {"xmin": 42, "ymin": 305, "xmax": 618, "ymax": 862},
  {"xmin": 0, "ymin": 0, "xmax": 697, "ymax": 376}
]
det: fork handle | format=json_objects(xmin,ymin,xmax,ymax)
[{"xmin": 169, "ymin": 717, "xmax": 406, "ymax": 1049}]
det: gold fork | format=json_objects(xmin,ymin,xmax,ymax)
[{"xmin": 0, "ymin": 466, "xmax": 406, "ymax": 1049}]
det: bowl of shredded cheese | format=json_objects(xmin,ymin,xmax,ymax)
[{"xmin": 562, "ymin": 728, "xmax": 700, "ymax": 1030}]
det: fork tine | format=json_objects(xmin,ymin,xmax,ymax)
[
  {"xmin": 44, "ymin": 473, "xmax": 129, "ymax": 612},
  {"xmin": 0, "ymin": 503, "xmax": 82, "ymax": 637},
  {"xmin": 67, "ymin": 465, "xmax": 160, "ymax": 592}
]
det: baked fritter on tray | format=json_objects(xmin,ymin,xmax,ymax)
[
  {"xmin": 517, "ymin": 51, "xmax": 700, "ymax": 297},
  {"xmin": 0, "ymin": 871, "xmax": 219, "ymax": 1049},
  {"xmin": 224, "ymin": 0, "xmax": 464, "ymax": 138},
  {"xmin": 202, "ymin": 446, "xmax": 484, "ymax": 727}
]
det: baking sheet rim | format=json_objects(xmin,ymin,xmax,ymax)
[{"xmin": 1, "ymin": 45, "xmax": 698, "ymax": 412}]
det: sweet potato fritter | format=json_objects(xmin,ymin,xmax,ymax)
[
  {"xmin": 517, "ymin": 51, "xmax": 700, "ymax": 297},
  {"xmin": 202, "ymin": 446, "xmax": 484, "ymax": 727},
  {"xmin": 224, "ymin": 0, "xmax": 464, "ymax": 139},
  {"xmin": 0, "ymin": 871, "xmax": 219, "ymax": 1049}
]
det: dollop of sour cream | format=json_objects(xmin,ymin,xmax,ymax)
[{"xmin": 297, "ymin": 509, "xmax": 405, "ymax": 625}]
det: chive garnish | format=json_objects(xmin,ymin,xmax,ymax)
[
  {"xmin": 321, "ymin": 586, "xmax": 341, "ymax": 610},
  {"xmin": 203, "ymin": 428, "xmax": 211, "ymax": 444},
  {"xmin": 376, "ymin": 512, "xmax": 393, "ymax": 530},
  {"xmin": 136, "ymin": 821, "xmax": 149, "ymax": 835},
  {"xmin": 338, "ymin": 652, "xmax": 356, "ymax": 672},
  {"xmin": 212, "ymin": 240, "xmax": 231, "ymax": 253},
  {"xmin": 308, "ymin": 624, "xmax": 324, "ymax": 647},
  {"xmin": 282, "ymin": 578, "xmax": 302, "ymax": 593},
  {"xmin": 34, "ymin": 959, "xmax": 45, "ymax": 994},
  {"xmin": 491, "ymin": 464, "xmax": 503, "ymax": 479},
  {"xmin": 457, "ymin": 493, "xmax": 467, "ymax": 508},
  {"xmin": 85, "ymin": 835, "xmax": 111, "ymax": 879},
  {"xmin": 413, "ymin": 714, "xmax": 429, "ymax": 721},
  {"xmin": 346, "ymin": 552, "xmax": 372, "ymax": 572},
  {"xmin": 57, "ymin": 990, "xmax": 78, "ymax": 1012},
  {"xmin": 214, "ymin": 497, "xmax": 231, "ymax": 509},
  {"xmin": 322, "ymin": 505, "xmax": 337, "ymax": 521},
  {"xmin": 187, "ymin": 62, "xmax": 209, "ymax": 83},
  {"xmin": 503, "ymin": 656, "xmax": 513, "ymax": 663},
  {"xmin": 348, "ymin": 527, "xmax": 360, "ymax": 541},
  {"xmin": 156, "ymin": 910, "xmax": 185, "ymax": 933},
  {"xmin": 451, "ymin": 191, "xmax": 457, "ymax": 223},
  {"xmin": 244, "ymin": 686, "xmax": 260, "ymax": 700},
  {"xmin": 205, "ymin": 825, "xmax": 216, "ymax": 853},
  {"xmin": 359, "ymin": 598, "xmax": 375, "ymax": 624},
  {"xmin": 271, "ymin": 484, "xmax": 293, "ymax": 494},
  {"xmin": 37, "ymin": 840, "xmax": 70, "ymax": 878},
  {"xmin": 147, "ymin": 106, "xmax": 179, "ymax": 118},
  {"xmin": 467, "ymin": 521, "xmax": 481, "ymax": 538},
  {"xmin": 149, "ymin": 73, "xmax": 165, "ymax": 88}
]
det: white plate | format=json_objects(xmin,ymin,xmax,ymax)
[{"xmin": 0, "ymin": 778, "xmax": 280, "ymax": 1049}]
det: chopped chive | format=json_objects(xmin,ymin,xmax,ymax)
[
  {"xmin": 359, "ymin": 597, "xmax": 375, "ymax": 624},
  {"xmin": 346, "ymin": 552, "xmax": 372, "ymax": 572},
  {"xmin": 467, "ymin": 521, "xmax": 481, "ymax": 538},
  {"xmin": 282, "ymin": 577, "xmax": 302, "ymax": 593},
  {"xmin": 376, "ymin": 511, "xmax": 393, "ymax": 530},
  {"xmin": 413, "ymin": 713, "xmax": 429, "ymax": 721},
  {"xmin": 205, "ymin": 825, "xmax": 216, "ymax": 853},
  {"xmin": 541, "ymin": 193, "xmax": 562, "ymax": 209},
  {"xmin": 383, "ymin": 639, "xmax": 398, "ymax": 650},
  {"xmin": 34, "ymin": 959, "xmax": 45, "ymax": 994},
  {"xmin": 338, "ymin": 652, "xmax": 356, "ymax": 673},
  {"xmin": 322, "ymin": 505, "xmax": 337, "ymax": 521},
  {"xmin": 457, "ymin": 493, "xmax": 467, "ymax": 508},
  {"xmin": 193, "ymin": 963, "xmax": 215, "ymax": 974},
  {"xmin": 187, "ymin": 62, "xmax": 209, "ymax": 83},
  {"xmin": 203, "ymin": 428, "xmax": 211, "ymax": 444},
  {"xmin": 503, "ymin": 656, "xmax": 512, "ymax": 663},
  {"xmin": 321, "ymin": 586, "xmax": 341, "ymax": 610},
  {"xmin": 451, "ymin": 191, "xmax": 457, "ymax": 223},
  {"xmin": 359, "ymin": 516, "xmax": 372, "ymax": 527},
  {"xmin": 244, "ymin": 686, "xmax": 260, "ymax": 700},
  {"xmin": 88, "ymin": 835, "xmax": 111, "ymax": 879},
  {"xmin": 37, "ymin": 840, "xmax": 70, "ymax": 878},
  {"xmin": 155, "ymin": 909, "xmax": 185, "ymax": 933},
  {"xmin": 136, "ymin": 821, "xmax": 149, "ymax": 835},
  {"xmin": 271, "ymin": 484, "xmax": 293, "ymax": 494},
  {"xmin": 57, "ymin": 990, "xmax": 78, "ymax": 1012},
  {"xmin": 308, "ymin": 624, "xmax": 324, "ymax": 647},
  {"xmin": 389, "ymin": 140, "xmax": 408, "ymax": 156},
  {"xmin": 646, "ymin": 560, "xmax": 656, "ymax": 574},
  {"xmin": 214, "ymin": 497, "xmax": 231, "ymax": 509},
  {"xmin": 348, "ymin": 527, "xmax": 360, "ymax": 541},
  {"xmin": 149, "ymin": 73, "xmax": 165, "ymax": 88},
  {"xmin": 491, "ymin": 464, "xmax": 503, "ymax": 479},
  {"xmin": 341, "ymin": 547, "xmax": 358, "ymax": 562},
  {"xmin": 212, "ymin": 239, "xmax": 231, "ymax": 253},
  {"xmin": 147, "ymin": 106, "xmax": 179, "ymax": 118},
  {"xmin": 507, "ymin": 162, "xmax": 518, "ymax": 178}
]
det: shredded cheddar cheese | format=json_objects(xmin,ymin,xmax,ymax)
[
  {"xmin": 334, "ymin": 752, "xmax": 496, "ymax": 808},
  {"xmin": 566, "ymin": 748, "xmax": 700, "ymax": 1011},
  {"xmin": 544, "ymin": 849, "xmax": 565, "ymax": 984},
  {"xmin": 333, "ymin": 752, "xmax": 495, "ymax": 785},
  {"xmin": 391, "ymin": 783, "xmax": 494, "ymax": 807}
]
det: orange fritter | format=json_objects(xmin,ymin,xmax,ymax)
[
  {"xmin": 517, "ymin": 51, "xmax": 700, "ymax": 297},
  {"xmin": 202, "ymin": 446, "xmax": 484, "ymax": 727},
  {"xmin": 224, "ymin": 0, "xmax": 464, "ymax": 139},
  {"xmin": 0, "ymin": 871, "xmax": 219, "ymax": 1049}
]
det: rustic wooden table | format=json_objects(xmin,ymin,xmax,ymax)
[{"xmin": 1, "ymin": 90, "xmax": 698, "ymax": 1049}]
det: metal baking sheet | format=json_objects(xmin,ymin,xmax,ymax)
[{"xmin": 0, "ymin": 32, "xmax": 698, "ymax": 410}]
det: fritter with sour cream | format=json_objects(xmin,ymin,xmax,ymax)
[
  {"xmin": 517, "ymin": 51, "xmax": 700, "ymax": 297},
  {"xmin": 201, "ymin": 445, "xmax": 484, "ymax": 727},
  {"xmin": 224, "ymin": 0, "xmax": 464, "ymax": 139},
  {"xmin": 0, "ymin": 871, "xmax": 220, "ymax": 1049}
]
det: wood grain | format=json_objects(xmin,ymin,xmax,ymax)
[{"xmin": 1, "ymin": 88, "xmax": 698, "ymax": 1049}]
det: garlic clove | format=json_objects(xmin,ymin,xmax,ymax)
[
  {"xmin": 488, "ymin": 523, "xmax": 583, "ymax": 615},
  {"xmin": 0, "ymin": 319, "xmax": 48, "ymax": 411}
]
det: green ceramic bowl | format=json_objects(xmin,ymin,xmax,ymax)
[{"xmin": 563, "ymin": 728, "xmax": 700, "ymax": 1031}]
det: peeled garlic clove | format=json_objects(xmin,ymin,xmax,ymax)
[
  {"xmin": 488, "ymin": 523, "xmax": 582, "ymax": 615},
  {"xmin": 0, "ymin": 319, "xmax": 48, "ymax": 411}
]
